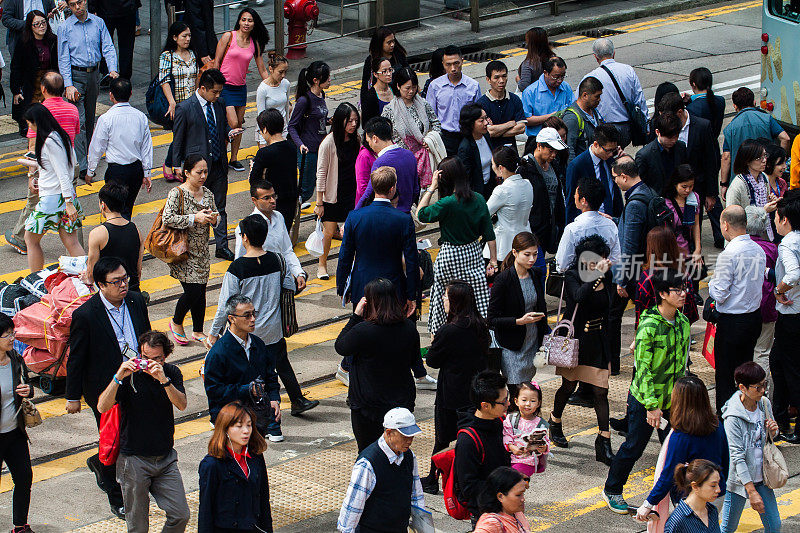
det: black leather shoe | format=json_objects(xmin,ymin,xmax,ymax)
[
  {"xmin": 609, "ymin": 417, "xmax": 628, "ymax": 436},
  {"xmin": 215, "ymin": 247, "xmax": 235, "ymax": 261},
  {"xmin": 421, "ymin": 474, "xmax": 439, "ymax": 495},
  {"xmin": 567, "ymin": 392, "xmax": 595, "ymax": 408},
  {"xmin": 780, "ymin": 431, "xmax": 800, "ymax": 444},
  {"xmin": 290, "ymin": 396, "xmax": 320, "ymax": 416},
  {"xmin": 595, "ymin": 435, "xmax": 614, "ymax": 466},
  {"xmin": 86, "ymin": 455, "xmax": 107, "ymax": 493},
  {"xmin": 110, "ymin": 505, "xmax": 125, "ymax": 520},
  {"xmin": 549, "ymin": 417, "xmax": 569, "ymax": 448}
]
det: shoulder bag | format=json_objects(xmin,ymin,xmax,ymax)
[
  {"xmin": 542, "ymin": 282, "xmax": 579, "ymax": 368},
  {"xmin": 761, "ymin": 398, "xmax": 789, "ymax": 489},
  {"xmin": 13, "ymin": 364, "xmax": 40, "ymax": 428},
  {"xmin": 199, "ymin": 31, "xmax": 233, "ymax": 75},
  {"xmin": 600, "ymin": 64, "xmax": 648, "ymax": 146},
  {"xmin": 145, "ymin": 52, "xmax": 176, "ymax": 129},
  {"xmin": 276, "ymin": 253, "xmax": 299, "ymax": 338},
  {"xmin": 144, "ymin": 188, "xmax": 190, "ymax": 264}
]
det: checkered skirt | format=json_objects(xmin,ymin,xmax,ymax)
[{"xmin": 428, "ymin": 240, "xmax": 490, "ymax": 335}]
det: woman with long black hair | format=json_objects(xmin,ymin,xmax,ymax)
[
  {"xmin": 19, "ymin": 103, "xmax": 83, "ymax": 273},
  {"xmin": 215, "ymin": 7, "xmax": 270, "ymax": 171},
  {"xmin": 288, "ymin": 60, "xmax": 331, "ymax": 209},
  {"xmin": 516, "ymin": 27, "xmax": 554, "ymax": 92},
  {"xmin": 458, "ymin": 104, "xmax": 495, "ymax": 198},
  {"xmin": 422, "ymin": 280, "xmax": 489, "ymax": 493},
  {"xmin": 686, "ymin": 67, "xmax": 725, "ymax": 138},
  {"xmin": 314, "ymin": 102, "xmax": 360, "ymax": 280},
  {"xmin": 360, "ymin": 25, "xmax": 408, "ymax": 106}
]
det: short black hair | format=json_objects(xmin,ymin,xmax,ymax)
[
  {"xmin": 543, "ymin": 56, "xmax": 566, "ymax": 73},
  {"xmin": 93, "ymin": 256, "xmax": 126, "ymax": 284},
  {"xmin": 109, "ymin": 77, "xmax": 132, "ymax": 102},
  {"xmin": 578, "ymin": 76, "xmax": 603, "ymax": 97},
  {"xmin": 478, "ymin": 467, "xmax": 527, "ymax": 515},
  {"xmin": 364, "ymin": 116, "xmax": 392, "ymax": 142},
  {"xmin": 652, "ymin": 268, "xmax": 684, "ymax": 305},
  {"xmin": 593, "ymin": 123, "xmax": 620, "ymax": 146},
  {"xmin": 470, "ymin": 370, "xmax": 507, "ymax": 410},
  {"xmin": 199, "ymin": 68, "xmax": 226, "ymax": 89},
  {"xmin": 98, "ymin": 183, "xmax": 128, "ymax": 213},
  {"xmin": 575, "ymin": 176, "xmax": 605, "ymax": 211},
  {"xmin": 0, "ymin": 313, "xmax": 13, "ymax": 336},
  {"xmin": 656, "ymin": 91, "xmax": 685, "ymax": 114},
  {"xmin": 485, "ymin": 60, "xmax": 508, "ymax": 78},
  {"xmin": 138, "ymin": 330, "xmax": 174, "ymax": 358},
  {"xmin": 765, "ymin": 144, "xmax": 787, "ymax": 176},
  {"xmin": 654, "ymin": 112, "xmax": 681, "ymax": 138},
  {"xmin": 250, "ymin": 179, "xmax": 274, "ymax": 198},
  {"xmin": 776, "ymin": 188, "xmax": 800, "ymax": 230},
  {"xmin": 459, "ymin": 103, "xmax": 484, "ymax": 137},
  {"xmin": 734, "ymin": 361, "xmax": 767, "ymax": 387},
  {"xmin": 732, "ymin": 87, "xmax": 755, "ymax": 110},
  {"xmin": 611, "ymin": 157, "xmax": 638, "ymax": 178},
  {"xmin": 571, "ymin": 234, "xmax": 611, "ymax": 270},
  {"xmin": 256, "ymin": 108, "xmax": 284, "ymax": 136},
  {"xmin": 442, "ymin": 45, "xmax": 461, "ymax": 57},
  {"xmin": 239, "ymin": 213, "xmax": 268, "ymax": 248}
]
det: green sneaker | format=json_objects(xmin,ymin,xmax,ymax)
[{"xmin": 602, "ymin": 491, "xmax": 629, "ymax": 514}]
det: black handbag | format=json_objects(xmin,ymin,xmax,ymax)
[
  {"xmin": 600, "ymin": 64, "xmax": 648, "ymax": 146},
  {"xmin": 545, "ymin": 257, "xmax": 565, "ymax": 298},
  {"xmin": 277, "ymin": 253, "xmax": 299, "ymax": 338},
  {"xmin": 145, "ymin": 52, "xmax": 175, "ymax": 129},
  {"xmin": 703, "ymin": 297, "xmax": 719, "ymax": 324}
]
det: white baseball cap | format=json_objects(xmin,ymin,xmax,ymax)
[
  {"xmin": 537, "ymin": 127, "xmax": 568, "ymax": 151},
  {"xmin": 383, "ymin": 407, "xmax": 422, "ymax": 437}
]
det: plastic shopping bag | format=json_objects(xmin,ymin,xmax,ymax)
[{"xmin": 305, "ymin": 218, "xmax": 324, "ymax": 258}]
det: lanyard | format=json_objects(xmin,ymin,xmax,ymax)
[{"xmin": 106, "ymin": 303, "xmax": 127, "ymax": 339}]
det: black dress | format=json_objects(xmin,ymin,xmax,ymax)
[{"xmin": 322, "ymin": 138, "xmax": 358, "ymax": 223}]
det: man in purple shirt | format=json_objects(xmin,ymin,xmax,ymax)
[
  {"xmin": 425, "ymin": 45, "xmax": 482, "ymax": 156},
  {"xmin": 356, "ymin": 117, "xmax": 420, "ymax": 214}
]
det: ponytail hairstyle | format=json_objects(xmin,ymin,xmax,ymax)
[
  {"xmin": 296, "ymin": 61, "xmax": 330, "ymax": 100},
  {"xmin": 234, "ymin": 8, "xmax": 269, "ymax": 57},
  {"xmin": 267, "ymin": 50, "xmax": 288, "ymax": 69},
  {"xmin": 501, "ymin": 231, "xmax": 539, "ymax": 271},
  {"xmin": 444, "ymin": 280, "xmax": 489, "ymax": 354},
  {"xmin": 689, "ymin": 67, "xmax": 719, "ymax": 129},
  {"xmin": 492, "ymin": 145, "xmax": 520, "ymax": 175},
  {"xmin": 674, "ymin": 459, "xmax": 721, "ymax": 496}
]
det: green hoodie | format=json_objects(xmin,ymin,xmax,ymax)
[{"xmin": 630, "ymin": 307, "xmax": 690, "ymax": 411}]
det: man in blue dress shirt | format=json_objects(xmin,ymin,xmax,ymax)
[
  {"xmin": 58, "ymin": 0, "xmax": 118, "ymax": 179},
  {"xmin": 521, "ymin": 56, "xmax": 574, "ymax": 137}
]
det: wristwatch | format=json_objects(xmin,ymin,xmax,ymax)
[{"xmin": 161, "ymin": 378, "xmax": 172, "ymax": 387}]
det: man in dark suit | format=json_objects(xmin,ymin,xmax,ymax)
[
  {"xmin": 635, "ymin": 112, "xmax": 688, "ymax": 196},
  {"xmin": 565, "ymin": 124, "xmax": 623, "ymax": 225},
  {"xmin": 1, "ymin": 0, "xmax": 55, "ymax": 57},
  {"xmin": 172, "ymin": 68, "xmax": 237, "ymax": 261},
  {"xmin": 67, "ymin": 256, "xmax": 150, "ymax": 519},
  {"xmin": 658, "ymin": 92, "xmax": 724, "ymax": 248}
]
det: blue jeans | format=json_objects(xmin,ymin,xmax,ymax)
[
  {"xmin": 297, "ymin": 150, "xmax": 318, "ymax": 202},
  {"xmin": 721, "ymin": 483, "xmax": 780, "ymax": 532}
]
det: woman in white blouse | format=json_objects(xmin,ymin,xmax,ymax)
[
  {"xmin": 18, "ymin": 103, "xmax": 83, "ymax": 273},
  {"xmin": 485, "ymin": 146, "xmax": 533, "ymax": 262},
  {"xmin": 255, "ymin": 51, "xmax": 291, "ymax": 146}
]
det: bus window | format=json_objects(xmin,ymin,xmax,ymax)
[{"xmin": 770, "ymin": 0, "xmax": 800, "ymax": 22}]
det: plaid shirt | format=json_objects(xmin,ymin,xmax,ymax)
[
  {"xmin": 158, "ymin": 50, "xmax": 198, "ymax": 104},
  {"xmin": 337, "ymin": 436, "xmax": 424, "ymax": 533},
  {"xmin": 631, "ymin": 307, "xmax": 690, "ymax": 411}
]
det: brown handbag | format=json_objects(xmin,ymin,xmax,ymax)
[
  {"xmin": 198, "ymin": 31, "xmax": 233, "ymax": 75},
  {"xmin": 145, "ymin": 188, "xmax": 190, "ymax": 264}
]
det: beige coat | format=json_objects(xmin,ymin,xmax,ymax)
[{"xmin": 316, "ymin": 133, "xmax": 341, "ymax": 204}]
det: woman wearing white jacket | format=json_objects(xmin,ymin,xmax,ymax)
[
  {"xmin": 18, "ymin": 103, "xmax": 83, "ymax": 273},
  {"xmin": 720, "ymin": 361, "xmax": 781, "ymax": 533},
  {"xmin": 484, "ymin": 145, "xmax": 533, "ymax": 262}
]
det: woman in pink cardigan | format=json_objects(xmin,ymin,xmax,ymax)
[{"xmin": 314, "ymin": 102, "xmax": 361, "ymax": 280}]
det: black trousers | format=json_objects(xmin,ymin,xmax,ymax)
[
  {"xmin": 174, "ymin": 282, "xmax": 206, "ymax": 333},
  {"xmin": 440, "ymin": 130, "xmax": 462, "ymax": 158},
  {"xmin": 273, "ymin": 338, "xmax": 303, "ymax": 403},
  {"xmin": 0, "ymin": 428, "xmax": 32, "ymax": 526},
  {"xmin": 276, "ymin": 200, "xmax": 296, "ymax": 233},
  {"xmin": 699, "ymin": 193, "xmax": 724, "ymax": 248},
  {"xmin": 101, "ymin": 12, "xmax": 137, "ymax": 80},
  {"xmin": 351, "ymin": 409, "xmax": 384, "ymax": 453},
  {"xmin": 205, "ymin": 158, "xmax": 229, "ymax": 250},
  {"xmin": 769, "ymin": 313, "xmax": 800, "ymax": 426},
  {"xmin": 89, "ymin": 402, "xmax": 124, "ymax": 508},
  {"xmin": 426, "ymin": 403, "xmax": 459, "ymax": 478},
  {"xmin": 608, "ymin": 291, "xmax": 630, "ymax": 375},
  {"xmin": 715, "ymin": 311, "xmax": 761, "ymax": 414},
  {"xmin": 105, "ymin": 161, "xmax": 144, "ymax": 220}
]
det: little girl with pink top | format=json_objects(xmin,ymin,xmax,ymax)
[{"xmin": 502, "ymin": 381, "xmax": 550, "ymax": 476}]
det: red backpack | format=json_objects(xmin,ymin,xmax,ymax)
[{"xmin": 432, "ymin": 427, "xmax": 484, "ymax": 520}]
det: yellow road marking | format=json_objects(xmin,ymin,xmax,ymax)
[{"xmin": 739, "ymin": 486, "xmax": 800, "ymax": 532}]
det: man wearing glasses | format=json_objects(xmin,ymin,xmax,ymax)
[
  {"xmin": 521, "ymin": 55, "xmax": 574, "ymax": 137},
  {"xmin": 67, "ymin": 256, "xmax": 151, "ymax": 519},
  {"xmin": 205, "ymin": 217, "xmax": 289, "ymax": 442}
]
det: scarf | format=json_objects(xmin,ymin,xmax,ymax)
[
  {"xmin": 745, "ymin": 172, "xmax": 774, "ymax": 240},
  {"xmin": 389, "ymin": 95, "xmax": 430, "ymax": 145}
]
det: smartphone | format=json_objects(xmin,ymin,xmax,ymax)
[
  {"xmin": 659, "ymin": 417, "xmax": 669, "ymax": 430},
  {"xmin": 530, "ymin": 312, "xmax": 545, "ymax": 317},
  {"xmin": 24, "ymin": 151, "xmax": 35, "ymax": 159}
]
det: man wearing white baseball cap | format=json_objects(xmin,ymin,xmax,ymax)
[{"xmin": 337, "ymin": 407, "xmax": 425, "ymax": 533}]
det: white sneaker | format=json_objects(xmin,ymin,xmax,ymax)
[
  {"xmin": 336, "ymin": 365, "xmax": 350, "ymax": 387},
  {"xmin": 415, "ymin": 375, "xmax": 437, "ymax": 390},
  {"xmin": 301, "ymin": 201, "xmax": 312, "ymax": 210},
  {"xmin": 268, "ymin": 433, "xmax": 285, "ymax": 442}
]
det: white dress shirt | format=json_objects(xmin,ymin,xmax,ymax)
[
  {"xmin": 87, "ymin": 102, "xmax": 153, "ymax": 176},
  {"xmin": 708, "ymin": 234, "xmax": 766, "ymax": 314},
  {"xmin": 776, "ymin": 230, "xmax": 800, "ymax": 314},
  {"xmin": 234, "ymin": 207, "xmax": 304, "ymax": 278},
  {"xmin": 555, "ymin": 210, "xmax": 622, "ymax": 271},
  {"xmin": 679, "ymin": 112, "xmax": 691, "ymax": 146},
  {"xmin": 583, "ymin": 58, "xmax": 648, "ymax": 124},
  {"xmin": 484, "ymin": 174, "xmax": 533, "ymax": 260}
]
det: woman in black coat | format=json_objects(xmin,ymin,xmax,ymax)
[
  {"xmin": 10, "ymin": 11, "xmax": 58, "ymax": 136},
  {"xmin": 359, "ymin": 26, "xmax": 408, "ymax": 106},
  {"xmin": 549, "ymin": 235, "xmax": 615, "ymax": 466},
  {"xmin": 488, "ymin": 231, "xmax": 548, "ymax": 391},
  {"xmin": 457, "ymin": 104, "xmax": 495, "ymax": 199},
  {"xmin": 421, "ymin": 279, "xmax": 489, "ymax": 494},
  {"xmin": 198, "ymin": 401, "xmax": 272, "ymax": 533},
  {"xmin": 334, "ymin": 278, "xmax": 419, "ymax": 453}
]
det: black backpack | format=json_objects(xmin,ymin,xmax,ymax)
[{"xmin": 628, "ymin": 195, "xmax": 674, "ymax": 236}]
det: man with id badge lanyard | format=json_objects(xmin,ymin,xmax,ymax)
[{"xmin": 67, "ymin": 256, "xmax": 151, "ymax": 519}]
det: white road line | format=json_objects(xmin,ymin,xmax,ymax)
[{"xmin": 646, "ymin": 80, "xmax": 761, "ymax": 107}]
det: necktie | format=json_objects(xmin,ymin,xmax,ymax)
[
  {"xmin": 597, "ymin": 160, "xmax": 612, "ymax": 213},
  {"xmin": 205, "ymin": 102, "xmax": 221, "ymax": 161}
]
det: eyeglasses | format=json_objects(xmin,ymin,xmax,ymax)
[
  {"xmin": 748, "ymin": 382, "xmax": 767, "ymax": 392},
  {"xmin": 490, "ymin": 397, "xmax": 510, "ymax": 406},
  {"xmin": 0, "ymin": 331, "xmax": 15, "ymax": 339},
  {"xmin": 257, "ymin": 193, "xmax": 278, "ymax": 201},
  {"xmin": 103, "ymin": 275, "xmax": 130, "ymax": 287},
  {"xmin": 547, "ymin": 73, "xmax": 567, "ymax": 81},
  {"xmin": 597, "ymin": 144, "xmax": 617, "ymax": 154},
  {"xmin": 667, "ymin": 287, "xmax": 688, "ymax": 294},
  {"xmin": 231, "ymin": 311, "xmax": 258, "ymax": 319},
  {"xmin": 32, "ymin": 20, "xmax": 47, "ymax": 28},
  {"xmin": 378, "ymin": 68, "xmax": 394, "ymax": 75}
]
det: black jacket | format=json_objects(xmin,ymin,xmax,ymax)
[
  {"xmin": 453, "ymin": 412, "xmax": 509, "ymax": 517},
  {"xmin": 564, "ymin": 268, "xmax": 613, "ymax": 369},
  {"xmin": 457, "ymin": 133, "xmax": 495, "ymax": 198},
  {"xmin": 684, "ymin": 114, "xmax": 720, "ymax": 198},
  {"xmin": 10, "ymin": 36, "xmax": 58, "ymax": 124},
  {"xmin": 1, "ymin": 0, "xmax": 55, "ymax": 55},
  {"xmin": 686, "ymin": 94, "xmax": 726, "ymax": 138},
  {"xmin": 425, "ymin": 321, "xmax": 488, "ymax": 411},
  {"xmin": 488, "ymin": 266, "xmax": 548, "ymax": 352},
  {"xmin": 67, "ymin": 292, "xmax": 150, "ymax": 406},
  {"xmin": 519, "ymin": 155, "xmax": 565, "ymax": 253},
  {"xmin": 360, "ymin": 52, "xmax": 408, "ymax": 106},
  {"xmin": 1, "ymin": 350, "xmax": 34, "ymax": 438},
  {"xmin": 173, "ymin": 93, "xmax": 230, "ymax": 167},
  {"xmin": 198, "ymin": 452, "xmax": 271, "ymax": 533},
  {"xmin": 89, "ymin": 0, "xmax": 138, "ymax": 17},
  {"xmin": 635, "ymin": 139, "xmax": 688, "ymax": 196},
  {"xmin": 184, "ymin": 0, "xmax": 217, "ymax": 60}
]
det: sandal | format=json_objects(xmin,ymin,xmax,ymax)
[
  {"xmin": 163, "ymin": 164, "xmax": 182, "ymax": 183},
  {"xmin": 192, "ymin": 333, "xmax": 208, "ymax": 344},
  {"xmin": 169, "ymin": 321, "xmax": 189, "ymax": 346}
]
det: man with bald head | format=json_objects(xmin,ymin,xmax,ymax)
[{"xmin": 708, "ymin": 204, "xmax": 766, "ymax": 413}]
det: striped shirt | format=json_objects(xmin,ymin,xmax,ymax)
[
  {"xmin": 27, "ymin": 97, "xmax": 80, "ymax": 141},
  {"xmin": 664, "ymin": 500, "xmax": 721, "ymax": 533}
]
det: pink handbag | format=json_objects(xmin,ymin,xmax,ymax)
[{"xmin": 543, "ymin": 283, "xmax": 579, "ymax": 368}]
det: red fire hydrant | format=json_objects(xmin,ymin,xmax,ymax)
[{"xmin": 284, "ymin": 0, "xmax": 319, "ymax": 60}]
